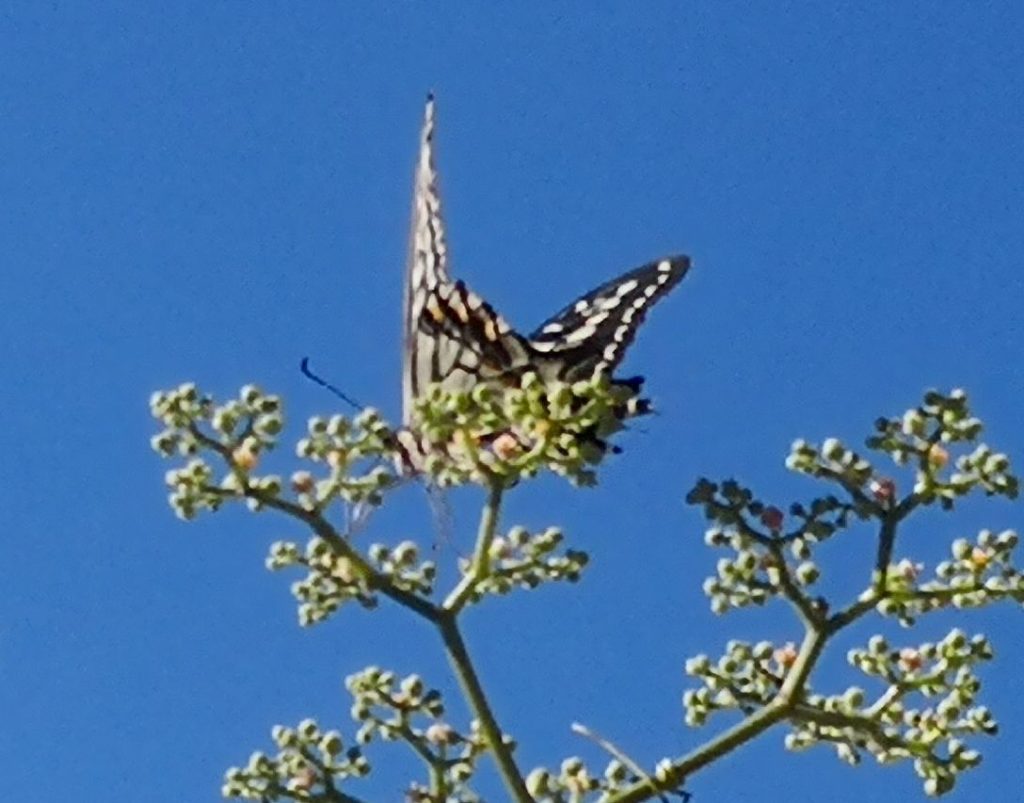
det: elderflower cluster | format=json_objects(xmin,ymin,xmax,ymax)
[
  {"xmin": 347, "ymin": 667, "xmax": 493, "ymax": 800},
  {"xmin": 871, "ymin": 529, "xmax": 1024, "ymax": 626},
  {"xmin": 151, "ymin": 383, "xmax": 400, "ymax": 520},
  {"xmin": 409, "ymin": 373, "xmax": 645, "ymax": 488},
  {"xmin": 789, "ymin": 629, "xmax": 997, "ymax": 797},
  {"xmin": 457, "ymin": 526, "xmax": 589, "ymax": 604},
  {"xmin": 222, "ymin": 717, "xmax": 369, "ymax": 800}
]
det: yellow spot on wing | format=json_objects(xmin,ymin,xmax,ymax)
[{"xmin": 426, "ymin": 298, "xmax": 445, "ymax": 323}]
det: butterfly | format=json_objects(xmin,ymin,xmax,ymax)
[{"xmin": 400, "ymin": 96, "xmax": 690, "ymax": 461}]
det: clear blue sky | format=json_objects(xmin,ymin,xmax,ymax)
[{"xmin": 2, "ymin": 4, "xmax": 1023, "ymax": 801}]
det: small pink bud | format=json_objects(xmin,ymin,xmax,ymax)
[
  {"xmin": 927, "ymin": 444, "xmax": 949, "ymax": 469},
  {"xmin": 760, "ymin": 506, "xmax": 784, "ymax": 532},
  {"xmin": 899, "ymin": 648, "xmax": 923, "ymax": 671},
  {"xmin": 291, "ymin": 471, "xmax": 315, "ymax": 493},
  {"xmin": 492, "ymin": 432, "xmax": 522, "ymax": 460},
  {"xmin": 775, "ymin": 642, "xmax": 798, "ymax": 670},
  {"xmin": 288, "ymin": 768, "xmax": 316, "ymax": 791},
  {"xmin": 870, "ymin": 477, "xmax": 896, "ymax": 504},
  {"xmin": 232, "ymin": 444, "xmax": 259, "ymax": 470},
  {"xmin": 895, "ymin": 559, "xmax": 923, "ymax": 581}
]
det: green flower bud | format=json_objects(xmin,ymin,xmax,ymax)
[
  {"xmin": 876, "ymin": 599, "xmax": 899, "ymax": 616},
  {"xmin": 822, "ymin": 438, "xmax": 844, "ymax": 461},
  {"xmin": 319, "ymin": 731, "xmax": 343, "ymax": 756},
  {"xmin": 685, "ymin": 655, "xmax": 711, "ymax": 676},
  {"xmin": 753, "ymin": 641, "xmax": 774, "ymax": 660},
  {"xmin": 945, "ymin": 629, "xmax": 968, "ymax": 651},
  {"xmin": 272, "ymin": 725, "xmax": 298, "ymax": 748},
  {"xmin": 526, "ymin": 768, "xmax": 553, "ymax": 795},
  {"xmin": 796, "ymin": 561, "xmax": 820, "ymax": 585},
  {"xmin": 392, "ymin": 541, "xmax": 419, "ymax": 565},
  {"xmin": 400, "ymin": 674, "xmax": 424, "ymax": 698}
]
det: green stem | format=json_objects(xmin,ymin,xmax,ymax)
[
  {"xmin": 605, "ymin": 626, "xmax": 827, "ymax": 803},
  {"xmin": 437, "ymin": 611, "xmax": 532, "ymax": 803},
  {"xmin": 766, "ymin": 541, "xmax": 822, "ymax": 629},
  {"xmin": 444, "ymin": 483, "xmax": 503, "ymax": 613}
]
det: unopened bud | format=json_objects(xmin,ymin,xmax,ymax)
[
  {"xmin": 760, "ymin": 506, "xmax": 784, "ymax": 532},
  {"xmin": 870, "ymin": 477, "xmax": 896, "ymax": 504},
  {"xmin": 291, "ymin": 471, "xmax": 315, "ymax": 493},
  {"xmin": 899, "ymin": 648, "xmax": 923, "ymax": 671},
  {"xmin": 928, "ymin": 444, "xmax": 949, "ymax": 469},
  {"xmin": 775, "ymin": 643, "xmax": 798, "ymax": 670}
]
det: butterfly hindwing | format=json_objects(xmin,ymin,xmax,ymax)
[{"xmin": 528, "ymin": 256, "xmax": 691, "ymax": 381}]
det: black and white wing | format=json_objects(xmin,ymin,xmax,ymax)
[
  {"xmin": 528, "ymin": 256, "xmax": 691, "ymax": 381},
  {"xmin": 403, "ymin": 96, "xmax": 690, "ymax": 426},
  {"xmin": 403, "ymin": 96, "xmax": 531, "ymax": 423}
]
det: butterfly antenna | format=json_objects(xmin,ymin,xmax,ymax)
[{"xmin": 300, "ymin": 357, "xmax": 365, "ymax": 411}]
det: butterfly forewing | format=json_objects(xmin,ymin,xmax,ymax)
[{"xmin": 403, "ymin": 97, "xmax": 483, "ymax": 423}]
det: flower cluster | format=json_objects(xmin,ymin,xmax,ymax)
[
  {"xmin": 678, "ymin": 389, "xmax": 1021, "ymax": 798},
  {"xmin": 524, "ymin": 756, "xmax": 665, "ymax": 802},
  {"xmin": 682, "ymin": 640, "xmax": 785, "ymax": 724},
  {"xmin": 151, "ymin": 383, "xmax": 284, "ymax": 519},
  {"xmin": 409, "ymin": 373, "xmax": 643, "ymax": 487},
  {"xmin": 347, "ymin": 667, "xmax": 493, "ymax": 801},
  {"xmin": 867, "ymin": 388, "xmax": 1019, "ymax": 508},
  {"xmin": 293, "ymin": 408, "xmax": 399, "ymax": 509},
  {"xmin": 686, "ymin": 479, "xmax": 849, "ymax": 615},
  {"xmin": 458, "ymin": 526, "xmax": 589, "ymax": 605},
  {"xmin": 151, "ymin": 384, "xmax": 399, "ymax": 520},
  {"xmin": 791, "ymin": 629, "xmax": 997, "ymax": 797},
  {"xmin": 266, "ymin": 537, "xmax": 376, "ymax": 625},
  {"xmin": 222, "ymin": 717, "xmax": 369, "ymax": 800},
  {"xmin": 873, "ymin": 529, "xmax": 1024, "ymax": 625}
]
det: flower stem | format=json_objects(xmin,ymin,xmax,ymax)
[
  {"xmin": 444, "ymin": 483, "xmax": 503, "ymax": 612},
  {"xmin": 437, "ymin": 611, "xmax": 532, "ymax": 802}
]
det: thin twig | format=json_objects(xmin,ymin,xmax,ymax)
[
  {"xmin": 571, "ymin": 722, "xmax": 667, "ymax": 802},
  {"xmin": 443, "ymin": 483, "xmax": 503, "ymax": 612}
]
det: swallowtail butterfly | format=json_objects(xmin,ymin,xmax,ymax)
[{"xmin": 401, "ymin": 96, "xmax": 689, "ymax": 456}]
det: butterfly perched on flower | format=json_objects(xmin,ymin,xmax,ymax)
[
  {"xmin": 391, "ymin": 96, "xmax": 688, "ymax": 477},
  {"xmin": 401, "ymin": 96, "xmax": 689, "ymax": 459}
]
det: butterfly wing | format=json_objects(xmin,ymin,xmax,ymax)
[
  {"xmin": 528, "ymin": 256, "xmax": 691, "ymax": 381},
  {"xmin": 417, "ymin": 277, "xmax": 532, "ymax": 380},
  {"xmin": 403, "ymin": 96, "xmax": 468, "ymax": 423},
  {"xmin": 403, "ymin": 97, "xmax": 532, "ymax": 424}
]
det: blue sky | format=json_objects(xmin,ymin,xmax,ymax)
[{"xmin": 2, "ymin": 3, "xmax": 1023, "ymax": 801}]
